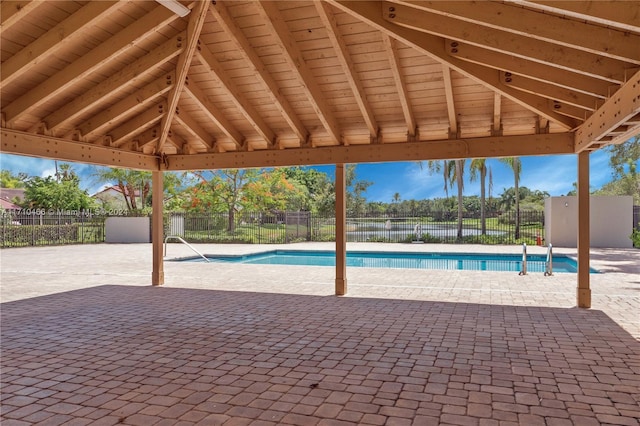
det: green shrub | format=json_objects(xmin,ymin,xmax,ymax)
[{"xmin": 631, "ymin": 228, "xmax": 640, "ymax": 248}]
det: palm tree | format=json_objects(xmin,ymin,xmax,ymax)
[
  {"xmin": 425, "ymin": 159, "xmax": 466, "ymax": 239},
  {"xmin": 499, "ymin": 157, "xmax": 522, "ymax": 239},
  {"xmin": 93, "ymin": 168, "xmax": 151, "ymax": 210},
  {"xmin": 469, "ymin": 159, "xmax": 492, "ymax": 235},
  {"xmin": 392, "ymin": 192, "xmax": 401, "ymax": 204}
]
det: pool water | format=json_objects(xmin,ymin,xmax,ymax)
[{"xmin": 184, "ymin": 250, "xmax": 597, "ymax": 273}]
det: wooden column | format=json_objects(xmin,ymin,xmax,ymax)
[
  {"xmin": 335, "ymin": 163, "xmax": 347, "ymax": 295},
  {"xmin": 152, "ymin": 170, "xmax": 164, "ymax": 286},
  {"xmin": 577, "ymin": 151, "xmax": 591, "ymax": 308}
]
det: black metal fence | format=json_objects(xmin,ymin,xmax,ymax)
[{"xmin": 11, "ymin": 206, "xmax": 640, "ymax": 248}]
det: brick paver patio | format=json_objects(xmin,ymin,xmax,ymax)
[{"xmin": 1, "ymin": 243, "xmax": 639, "ymax": 425}]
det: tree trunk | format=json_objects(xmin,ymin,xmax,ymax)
[
  {"xmin": 127, "ymin": 183, "xmax": 137, "ymax": 210},
  {"xmin": 228, "ymin": 208, "xmax": 235, "ymax": 233},
  {"xmin": 118, "ymin": 181, "xmax": 132, "ymax": 211}
]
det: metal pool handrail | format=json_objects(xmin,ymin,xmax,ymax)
[
  {"xmin": 519, "ymin": 243, "xmax": 527, "ymax": 275},
  {"xmin": 544, "ymin": 243, "xmax": 553, "ymax": 276},
  {"xmin": 164, "ymin": 235, "xmax": 210, "ymax": 262}
]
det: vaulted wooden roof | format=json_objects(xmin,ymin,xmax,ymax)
[{"xmin": 1, "ymin": 1, "xmax": 639, "ymax": 171}]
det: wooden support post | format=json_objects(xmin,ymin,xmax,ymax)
[
  {"xmin": 335, "ymin": 163, "xmax": 347, "ymax": 295},
  {"xmin": 577, "ymin": 151, "xmax": 591, "ymax": 308},
  {"xmin": 152, "ymin": 170, "xmax": 164, "ymax": 286}
]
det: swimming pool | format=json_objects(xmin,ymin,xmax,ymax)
[{"xmin": 180, "ymin": 250, "xmax": 597, "ymax": 273}]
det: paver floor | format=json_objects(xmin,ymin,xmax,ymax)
[{"xmin": 1, "ymin": 243, "xmax": 639, "ymax": 425}]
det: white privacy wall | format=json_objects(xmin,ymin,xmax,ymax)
[
  {"xmin": 105, "ymin": 217, "xmax": 151, "ymax": 243},
  {"xmin": 544, "ymin": 196, "xmax": 633, "ymax": 248}
]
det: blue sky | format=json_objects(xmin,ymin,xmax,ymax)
[{"xmin": 0, "ymin": 149, "xmax": 623, "ymax": 201}]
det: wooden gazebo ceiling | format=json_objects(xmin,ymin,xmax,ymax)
[{"xmin": 1, "ymin": 1, "xmax": 639, "ymax": 171}]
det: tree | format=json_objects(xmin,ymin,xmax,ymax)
[
  {"xmin": 283, "ymin": 167, "xmax": 332, "ymax": 212},
  {"xmin": 345, "ymin": 164, "xmax": 372, "ymax": 216},
  {"xmin": 424, "ymin": 160, "xmax": 466, "ymax": 239},
  {"xmin": 600, "ymin": 136, "xmax": 640, "ymax": 203},
  {"xmin": 392, "ymin": 193, "xmax": 401, "ymax": 204},
  {"xmin": 0, "ymin": 170, "xmax": 28, "ymax": 188},
  {"xmin": 499, "ymin": 157, "xmax": 522, "ymax": 239},
  {"xmin": 93, "ymin": 168, "xmax": 151, "ymax": 210},
  {"xmin": 22, "ymin": 165, "xmax": 94, "ymax": 211},
  {"xmin": 469, "ymin": 159, "xmax": 492, "ymax": 235}
]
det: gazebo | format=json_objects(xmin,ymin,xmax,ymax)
[{"xmin": 2, "ymin": 0, "xmax": 639, "ymax": 308}]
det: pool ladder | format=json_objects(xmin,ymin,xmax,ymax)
[
  {"xmin": 519, "ymin": 243, "xmax": 553, "ymax": 276},
  {"xmin": 164, "ymin": 235, "xmax": 210, "ymax": 262},
  {"xmin": 519, "ymin": 243, "xmax": 527, "ymax": 275}
]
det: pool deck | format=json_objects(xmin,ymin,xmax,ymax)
[{"xmin": 1, "ymin": 243, "xmax": 639, "ymax": 425}]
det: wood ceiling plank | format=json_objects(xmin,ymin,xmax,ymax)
[
  {"xmin": 174, "ymin": 105, "xmax": 215, "ymax": 149},
  {"xmin": 1, "ymin": 1, "xmax": 121, "ymax": 90},
  {"xmin": 397, "ymin": 0, "xmax": 640, "ymax": 64},
  {"xmin": 1, "ymin": 128, "xmax": 158, "ymax": 170},
  {"xmin": 3, "ymin": 4, "xmax": 178, "ymax": 125},
  {"xmin": 0, "ymin": 1, "xmax": 43, "ymax": 35},
  {"xmin": 209, "ymin": 1, "xmax": 308, "ymax": 143},
  {"xmin": 316, "ymin": 2, "xmax": 378, "ymax": 139},
  {"xmin": 381, "ymin": 35, "xmax": 415, "ymax": 138},
  {"xmin": 183, "ymin": 84, "xmax": 244, "ymax": 149},
  {"xmin": 256, "ymin": 1, "xmax": 342, "ymax": 145},
  {"xmin": 109, "ymin": 102, "xmax": 166, "ymax": 148},
  {"xmin": 502, "ymin": 73, "xmax": 601, "ymax": 111},
  {"xmin": 78, "ymin": 72, "xmax": 175, "ymax": 139},
  {"xmin": 44, "ymin": 33, "xmax": 185, "ymax": 132},
  {"xmin": 194, "ymin": 47, "xmax": 276, "ymax": 147},
  {"xmin": 383, "ymin": 2, "xmax": 629, "ymax": 84}
]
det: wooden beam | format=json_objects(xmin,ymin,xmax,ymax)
[
  {"xmin": 0, "ymin": 1, "xmax": 43, "ymax": 35},
  {"xmin": 1, "ymin": 128, "xmax": 158, "ymax": 170},
  {"xmin": 382, "ymin": 1, "xmax": 628, "ymax": 83},
  {"xmin": 77, "ymin": 72, "xmax": 175, "ymax": 139},
  {"xmin": 165, "ymin": 132, "xmax": 574, "ymax": 170},
  {"xmin": 381, "ymin": 35, "xmax": 416, "ymax": 138},
  {"xmin": 256, "ymin": 1, "xmax": 342, "ymax": 144},
  {"xmin": 502, "ymin": 72, "xmax": 600, "ymax": 111},
  {"xmin": 152, "ymin": 170, "xmax": 164, "ymax": 286},
  {"xmin": 156, "ymin": 0, "xmax": 209, "ymax": 154},
  {"xmin": 1, "ymin": 1, "xmax": 121, "ymax": 90},
  {"xmin": 449, "ymin": 41, "xmax": 614, "ymax": 99},
  {"xmin": 332, "ymin": 1, "xmax": 578, "ymax": 130},
  {"xmin": 316, "ymin": 2, "xmax": 378, "ymax": 138},
  {"xmin": 109, "ymin": 103, "xmax": 166, "ymax": 148},
  {"xmin": 3, "ymin": 4, "xmax": 177, "ymax": 125},
  {"xmin": 493, "ymin": 93, "xmax": 502, "ymax": 134},
  {"xmin": 183, "ymin": 84, "xmax": 244, "ymax": 149},
  {"xmin": 194, "ymin": 47, "xmax": 276, "ymax": 147},
  {"xmin": 575, "ymin": 69, "xmax": 640, "ymax": 151},
  {"xmin": 400, "ymin": 0, "xmax": 640, "ymax": 64},
  {"xmin": 173, "ymin": 105, "xmax": 215, "ymax": 149},
  {"xmin": 577, "ymin": 150, "xmax": 591, "ymax": 308},
  {"xmin": 516, "ymin": 1, "xmax": 640, "ymax": 34},
  {"xmin": 209, "ymin": 2, "xmax": 308, "ymax": 143},
  {"xmin": 335, "ymin": 163, "xmax": 347, "ymax": 296},
  {"xmin": 44, "ymin": 33, "xmax": 185, "ymax": 133},
  {"xmin": 442, "ymin": 65, "xmax": 458, "ymax": 136}
]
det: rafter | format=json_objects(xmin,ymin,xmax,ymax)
[
  {"xmin": 448, "ymin": 41, "xmax": 614, "ymax": 99},
  {"xmin": 208, "ymin": 2, "xmax": 308, "ymax": 144},
  {"xmin": 3, "ymin": 4, "xmax": 177, "ymax": 125},
  {"xmin": 109, "ymin": 103, "xmax": 166, "ymax": 148},
  {"xmin": 442, "ymin": 65, "xmax": 458, "ymax": 137},
  {"xmin": 183, "ymin": 85, "xmax": 244, "ymax": 150},
  {"xmin": 173, "ymin": 105, "xmax": 215, "ymax": 150},
  {"xmin": 316, "ymin": 1, "xmax": 378, "ymax": 139},
  {"xmin": 166, "ymin": 132, "xmax": 574, "ymax": 170},
  {"xmin": 502, "ymin": 72, "xmax": 600, "ymax": 111},
  {"xmin": 1, "ymin": 128, "xmax": 157, "ymax": 170},
  {"xmin": 493, "ymin": 93, "xmax": 502, "ymax": 135},
  {"xmin": 44, "ymin": 33, "xmax": 184, "ymax": 133},
  {"xmin": 134, "ymin": 127, "xmax": 160, "ymax": 151},
  {"xmin": 395, "ymin": 0, "xmax": 640, "ymax": 64},
  {"xmin": 514, "ymin": 1, "xmax": 640, "ymax": 34},
  {"xmin": 382, "ymin": 2, "xmax": 628, "ymax": 84},
  {"xmin": 332, "ymin": 1, "xmax": 577, "ymax": 129},
  {"xmin": 381, "ymin": 35, "xmax": 416, "ymax": 139},
  {"xmin": 194, "ymin": 46, "xmax": 276, "ymax": 147},
  {"xmin": 1, "ymin": 1, "xmax": 121, "ymax": 90},
  {"xmin": 156, "ymin": 0, "xmax": 209, "ymax": 154},
  {"xmin": 0, "ymin": 1, "xmax": 43, "ymax": 35},
  {"xmin": 575, "ymin": 69, "xmax": 640, "ymax": 151},
  {"xmin": 256, "ymin": 1, "xmax": 342, "ymax": 145},
  {"xmin": 77, "ymin": 72, "xmax": 175, "ymax": 140}
]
